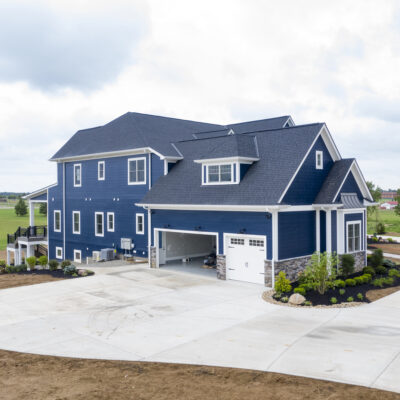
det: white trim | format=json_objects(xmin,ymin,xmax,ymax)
[
  {"xmin": 203, "ymin": 163, "xmax": 237, "ymax": 185},
  {"xmin": 163, "ymin": 160, "xmax": 168, "ymax": 175},
  {"xmin": 194, "ymin": 156, "xmax": 259, "ymax": 164},
  {"xmin": 95, "ymin": 212, "xmax": 104, "ymax": 237},
  {"xmin": 72, "ymin": 211, "xmax": 81, "ymax": 234},
  {"xmin": 98, "ymin": 161, "xmax": 105, "ymax": 181},
  {"xmin": 136, "ymin": 213, "xmax": 145, "ymax": 235},
  {"xmin": 342, "ymin": 208, "xmax": 365, "ymax": 214},
  {"xmin": 127, "ymin": 157, "xmax": 147, "ymax": 185},
  {"xmin": 55, "ymin": 246, "xmax": 63, "ymax": 260},
  {"xmin": 346, "ymin": 220, "xmax": 362, "ymax": 253},
  {"xmin": 137, "ymin": 203, "xmax": 282, "ymax": 212},
  {"xmin": 73, "ymin": 249, "xmax": 82, "ymax": 263},
  {"xmin": 316, "ymin": 150, "xmax": 323, "ymax": 170},
  {"xmin": 22, "ymin": 183, "xmax": 57, "ymax": 200},
  {"xmin": 29, "ymin": 200, "xmax": 47, "ymax": 204},
  {"xmin": 326, "ymin": 209, "xmax": 332, "ymax": 254},
  {"xmin": 107, "ymin": 212, "xmax": 115, "ymax": 232},
  {"xmin": 73, "ymin": 164, "xmax": 82, "ymax": 187},
  {"xmin": 54, "ymin": 210, "xmax": 61, "ymax": 232},
  {"xmin": 284, "ymin": 116, "xmax": 295, "ymax": 127},
  {"xmin": 278, "ymin": 125, "xmax": 341, "ymax": 203},
  {"xmin": 316, "ymin": 209, "xmax": 320, "ymax": 252},
  {"xmin": 277, "ymin": 254, "xmax": 314, "ymax": 262}
]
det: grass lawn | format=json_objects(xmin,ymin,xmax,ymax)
[
  {"xmin": 368, "ymin": 209, "xmax": 400, "ymax": 235},
  {"xmin": 0, "ymin": 208, "xmax": 47, "ymax": 251}
]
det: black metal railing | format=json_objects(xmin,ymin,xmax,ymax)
[{"xmin": 7, "ymin": 225, "xmax": 47, "ymax": 244}]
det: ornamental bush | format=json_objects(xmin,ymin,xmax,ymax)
[
  {"xmin": 345, "ymin": 278, "xmax": 356, "ymax": 287},
  {"xmin": 48, "ymin": 260, "xmax": 59, "ymax": 271},
  {"xmin": 293, "ymin": 287, "xmax": 306, "ymax": 296},
  {"xmin": 362, "ymin": 266, "xmax": 376, "ymax": 277},
  {"xmin": 372, "ymin": 277, "xmax": 394, "ymax": 288},
  {"xmin": 357, "ymin": 293, "xmax": 364, "ymax": 301},
  {"xmin": 330, "ymin": 297, "xmax": 338, "ymax": 304},
  {"xmin": 340, "ymin": 254, "xmax": 355, "ymax": 276},
  {"xmin": 354, "ymin": 276, "xmax": 364, "ymax": 286},
  {"xmin": 339, "ymin": 288, "xmax": 346, "ymax": 295},
  {"xmin": 63, "ymin": 265, "xmax": 77, "ymax": 276},
  {"xmin": 334, "ymin": 279, "xmax": 346, "ymax": 288},
  {"xmin": 281, "ymin": 296, "xmax": 289, "ymax": 303},
  {"xmin": 298, "ymin": 282, "xmax": 315, "ymax": 292},
  {"xmin": 370, "ymin": 249, "xmax": 383, "ymax": 268},
  {"xmin": 274, "ymin": 271, "xmax": 292, "ymax": 293},
  {"xmin": 38, "ymin": 255, "xmax": 48, "ymax": 267},
  {"xmin": 304, "ymin": 301, "xmax": 312, "ymax": 306},
  {"xmin": 362, "ymin": 273, "xmax": 372, "ymax": 283},
  {"xmin": 0, "ymin": 260, "xmax": 6, "ymax": 267},
  {"xmin": 375, "ymin": 265, "xmax": 387, "ymax": 275},
  {"xmin": 347, "ymin": 296, "xmax": 354, "ymax": 302},
  {"xmin": 383, "ymin": 259, "xmax": 397, "ymax": 269},
  {"xmin": 388, "ymin": 269, "xmax": 400, "ymax": 278},
  {"xmin": 61, "ymin": 260, "xmax": 71, "ymax": 268},
  {"xmin": 26, "ymin": 256, "xmax": 36, "ymax": 270}
]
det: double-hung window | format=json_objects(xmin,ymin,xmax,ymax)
[
  {"xmin": 72, "ymin": 211, "xmax": 80, "ymax": 234},
  {"xmin": 347, "ymin": 221, "xmax": 361, "ymax": 252},
  {"xmin": 98, "ymin": 161, "xmax": 105, "ymax": 180},
  {"xmin": 128, "ymin": 157, "xmax": 146, "ymax": 184},
  {"xmin": 136, "ymin": 213, "xmax": 144, "ymax": 234},
  {"xmin": 107, "ymin": 212, "xmax": 115, "ymax": 232},
  {"xmin": 54, "ymin": 210, "xmax": 61, "ymax": 232},
  {"xmin": 95, "ymin": 212, "xmax": 104, "ymax": 237},
  {"xmin": 74, "ymin": 164, "xmax": 82, "ymax": 187},
  {"xmin": 207, "ymin": 164, "xmax": 233, "ymax": 184}
]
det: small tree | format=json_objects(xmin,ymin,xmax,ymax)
[
  {"xmin": 14, "ymin": 198, "xmax": 28, "ymax": 217},
  {"xmin": 303, "ymin": 252, "xmax": 337, "ymax": 295},
  {"xmin": 394, "ymin": 189, "xmax": 400, "ymax": 217},
  {"xmin": 370, "ymin": 248, "xmax": 384, "ymax": 268},
  {"xmin": 274, "ymin": 271, "xmax": 292, "ymax": 293},
  {"xmin": 38, "ymin": 255, "xmax": 48, "ymax": 268},
  {"xmin": 39, "ymin": 203, "xmax": 47, "ymax": 216}
]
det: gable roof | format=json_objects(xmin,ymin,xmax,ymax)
[
  {"xmin": 226, "ymin": 115, "xmax": 292, "ymax": 134},
  {"xmin": 138, "ymin": 123, "xmax": 324, "ymax": 206}
]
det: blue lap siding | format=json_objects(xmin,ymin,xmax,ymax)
[
  {"xmin": 151, "ymin": 210, "xmax": 273, "ymax": 259},
  {"xmin": 337, "ymin": 172, "xmax": 363, "ymax": 202}
]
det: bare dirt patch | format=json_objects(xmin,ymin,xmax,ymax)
[
  {"xmin": 366, "ymin": 286, "xmax": 400, "ymax": 302},
  {"xmin": 0, "ymin": 273, "xmax": 65, "ymax": 290},
  {"xmin": 369, "ymin": 243, "xmax": 400, "ymax": 255},
  {"xmin": 0, "ymin": 350, "xmax": 398, "ymax": 400}
]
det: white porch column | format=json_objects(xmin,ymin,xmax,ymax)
[
  {"xmin": 6, "ymin": 249, "xmax": 10, "ymax": 266},
  {"xmin": 316, "ymin": 209, "xmax": 320, "ymax": 253},
  {"xmin": 29, "ymin": 201, "xmax": 35, "ymax": 226},
  {"xmin": 272, "ymin": 210, "xmax": 279, "ymax": 288},
  {"xmin": 26, "ymin": 244, "xmax": 33, "ymax": 258},
  {"xmin": 326, "ymin": 209, "xmax": 332, "ymax": 254},
  {"xmin": 18, "ymin": 246, "xmax": 22, "ymax": 265}
]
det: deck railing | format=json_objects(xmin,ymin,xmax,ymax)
[{"xmin": 7, "ymin": 225, "xmax": 47, "ymax": 244}]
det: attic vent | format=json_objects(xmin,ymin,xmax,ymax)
[{"xmin": 228, "ymin": 129, "xmax": 235, "ymax": 135}]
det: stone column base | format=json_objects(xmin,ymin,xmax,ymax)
[
  {"xmin": 150, "ymin": 246, "xmax": 157, "ymax": 268},
  {"xmin": 217, "ymin": 254, "xmax": 226, "ymax": 280},
  {"xmin": 339, "ymin": 251, "xmax": 366, "ymax": 272}
]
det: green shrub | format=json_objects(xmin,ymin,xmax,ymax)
[
  {"xmin": 281, "ymin": 296, "xmax": 289, "ymax": 303},
  {"xmin": 38, "ymin": 255, "xmax": 48, "ymax": 267},
  {"xmin": 372, "ymin": 277, "xmax": 395, "ymax": 288},
  {"xmin": 388, "ymin": 269, "xmax": 400, "ymax": 278},
  {"xmin": 354, "ymin": 276, "xmax": 364, "ymax": 286},
  {"xmin": 376, "ymin": 222, "xmax": 386, "ymax": 234},
  {"xmin": 383, "ymin": 259, "xmax": 397, "ymax": 269},
  {"xmin": 5, "ymin": 265, "xmax": 17, "ymax": 273},
  {"xmin": 72, "ymin": 273, "xmax": 78, "ymax": 277},
  {"xmin": 304, "ymin": 301, "xmax": 312, "ymax": 306},
  {"xmin": 345, "ymin": 278, "xmax": 356, "ymax": 287},
  {"xmin": 16, "ymin": 264, "xmax": 27, "ymax": 272},
  {"xmin": 388, "ymin": 238, "xmax": 394, "ymax": 243},
  {"xmin": 362, "ymin": 273, "xmax": 372, "ymax": 283},
  {"xmin": 48, "ymin": 260, "xmax": 59, "ymax": 271},
  {"xmin": 347, "ymin": 296, "xmax": 354, "ymax": 302},
  {"xmin": 302, "ymin": 252, "xmax": 337, "ymax": 295},
  {"xmin": 63, "ymin": 265, "xmax": 77, "ymax": 276},
  {"xmin": 294, "ymin": 287, "xmax": 306, "ymax": 296},
  {"xmin": 340, "ymin": 254, "xmax": 355, "ymax": 276},
  {"xmin": 362, "ymin": 266, "xmax": 376, "ymax": 277},
  {"xmin": 273, "ymin": 292, "xmax": 282, "ymax": 300},
  {"xmin": 274, "ymin": 271, "xmax": 292, "ymax": 293},
  {"xmin": 26, "ymin": 256, "xmax": 36, "ymax": 270},
  {"xmin": 334, "ymin": 279, "xmax": 346, "ymax": 288},
  {"xmin": 375, "ymin": 265, "xmax": 387, "ymax": 275},
  {"xmin": 370, "ymin": 249, "xmax": 383, "ymax": 268},
  {"xmin": 371, "ymin": 237, "xmax": 378, "ymax": 243},
  {"xmin": 339, "ymin": 288, "xmax": 346, "ymax": 295},
  {"xmin": 0, "ymin": 260, "xmax": 6, "ymax": 267},
  {"xmin": 330, "ymin": 297, "xmax": 338, "ymax": 304},
  {"xmin": 61, "ymin": 260, "xmax": 71, "ymax": 268},
  {"xmin": 357, "ymin": 293, "xmax": 364, "ymax": 301},
  {"xmin": 86, "ymin": 270, "xmax": 94, "ymax": 276},
  {"xmin": 299, "ymin": 283, "xmax": 315, "ymax": 292}
]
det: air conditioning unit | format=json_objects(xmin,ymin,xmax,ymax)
[
  {"xmin": 92, "ymin": 251, "xmax": 101, "ymax": 262},
  {"xmin": 121, "ymin": 238, "xmax": 132, "ymax": 250},
  {"xmin": 100, "ymin": 248, "xmax": 115, "ymax": 261}
]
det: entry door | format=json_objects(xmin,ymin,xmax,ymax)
[{"xmin": 226, "ymin": 235, "xmax": 266, "ymax": 284}]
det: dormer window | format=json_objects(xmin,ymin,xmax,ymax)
[
  {"xmin": 316, "ymin": 151, "xmax": 323, "ymax": 170},
  {"xmin": 205, "ymin": 164, "xmax": 235, "ymax": 184}
]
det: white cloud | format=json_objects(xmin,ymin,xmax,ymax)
[{"xmin": 0, "ymin": 0, "xmax": 399, "ymax": 192}]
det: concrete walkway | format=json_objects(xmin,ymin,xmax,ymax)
[{"xmin": 0, "ymin": 262, "xmax": 399, "ymax": 393}]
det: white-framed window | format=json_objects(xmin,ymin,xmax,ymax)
[
  {"xmin": 74, "ymin": 249, "xmax": 82, "ymax": 263},
  {"xmin": 74, "ymin": 164, "xmax": 82, "ymax": 187},
  {"xmin": 55, "ymin": 246, "xmax": 63, "ymax": 259},
  {"xmin": 347, "ymin": 221, "xmax": 361, "ymax": 253},
  {"xmin": 230, "ymin": 237, "xmax": 244, "ymax": 245},
  {"xmin": 249, "ymin": 239, "xmax": 264, "ymax": 247},
  {"xmin": 316, "ymin": 151, "xmax": 323, "ymax": 170},
  {"xmin": 136, "ymin": 213, "xmax": 144, "ymax": 234},
  {"xmin": 107, "ymin": 212, "xmax": 115, "ymax": 232},
  {"xmin": 72, "ymin": 211, "xmax": 80, "ymax": 234},
  {"xmin": 205, "ymin": 163, "xmax": 233, "ymax": 184},
  {"xmin": 128, "ymin": 157, "xmax": 146, "ymax": 185},
  {"xmin": 54, "ymin": 210, "xmax": 61, "ymax": 232},
  {"xmin": 95, "ymin": 212, "xmax": 104, "ymax": 237},
  {"xmin": 98, "ymin": 161, "xmax": 105, "ymax": 181}
]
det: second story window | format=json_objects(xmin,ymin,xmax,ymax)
[
  {"xmin": 72, "ymin": 211, "xmax": 80, "ymax": 234},
  {"xmin": 128, "ymin": 157, "xmax": 146, "ymax": 185},
  {"xmin": 98, "ymin": 161, "xmax": 105, "ymax": 181},
  {"xmin": 54, "ymin": 210, "xmax": 61, "ymax": 232},
  {"xmin": 316, "ymin": 151, "xmax": 323, "ymax": 170},
  {"xmin": 95, "ymin": 212, "xmax": 104, "ymax": 237},
  {"xmin": 107, "ymin": 212, "xmax": 114, "ymax": 232},
  {"xmin": 74, "ymin": 164, "xmax": 82, "ymax": 187},
  {"xmin": 206, "ymin": 164, "xmax": 233, "ymax": 184}
]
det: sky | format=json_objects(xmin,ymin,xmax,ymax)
[{"xmin": 0, "ymin": 0, "xmax": 399, "ymax": 192}]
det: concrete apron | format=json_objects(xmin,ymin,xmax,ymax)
[{"xmin": 0, "ymin": 262, "xmax": 399, "ymax": 394}]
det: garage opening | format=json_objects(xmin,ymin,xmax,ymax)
[{"xmin": 155, "ymin": 229, "xmax": 218, "ymax": 277}]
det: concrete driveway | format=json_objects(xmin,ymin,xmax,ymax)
[{"xmin": 0, "ymin": 262, "xmax": 399, "ymax": 393}]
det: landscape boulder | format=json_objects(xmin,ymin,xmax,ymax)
[{"xmin": 288, "ymin": 293, "xmax": 306, "ymax": 305}]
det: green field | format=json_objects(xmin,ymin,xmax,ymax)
[
  {"xmin": 368, "ymin": 209, "xmax": 400, "ymax": 236},
  {"xmin": 0, "ymin": 208, "xmax": 47, "ymax": 250}
]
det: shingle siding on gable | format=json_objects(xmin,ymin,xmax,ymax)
[
  {"xmin": 337, "ymin": 171, "xmax": 363, "ymax": 202},
  {"xmin": 278, "ymin": 211, "xmax": 316, "ymax": 259},
  {"xmin": 282, "ymin": 136, "xmax": 334, "ymax": 205}
]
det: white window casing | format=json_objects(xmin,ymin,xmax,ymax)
[
  {"xmin": 74, "ymin": 249, "xmax": 82, "ymax": 263},
  {"xmin": 107, "ymin": 212, "xmax": 115, "ymax": 232},
  {"xmin": 203, "ymin": 163, "xmax": 237, "ymax": 185},
  {"xmin": 55, "ymin": 246, "xmax": 63, "ymax": 259},
  {"xmin": 54, "ymin": 210, "xmax": 61, "ymax": 232},
  {"xmin": 95, "ymin": 212, "xmax": 104, "ymax": 237},
  {"xmin": 346, "ymin": 220, "xmax": 361, "ymax": 253},
  {"xmin": 98, "ymin": 161, "xmax": 105, "ymax": 180},
  {"xmin": 72, "ymin": 211, "xmax": 80, "ymax": 234},
  {"xmin": 73, "ymin": 164, "xmax": 82, "ymax": 187},
  {"xmin": 136, "ymin": 213, "xmax": 145, "ymax": 234},
  {"xmin": 316, "ymin": 151, "xmax": 323, "ymax": 170},
  {"xmin": 128, "ymin": 157, "xmax": 146, "ymax": 185}
]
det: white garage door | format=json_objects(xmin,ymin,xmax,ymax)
[{"xmin": 225, "ymin": 235, "xmax": 266, "ymax": 284}]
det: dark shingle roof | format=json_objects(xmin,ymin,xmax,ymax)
[
  {"xmin": 139, "ymin": 123, "xmax": 324, "ymax": 206},
  {"xmin": 314, "ymin": 159, "xmax": 354, "ymax": 204},
  {"xmin": 227, "ymin": 116, "xmax": 291, "ymax": 133}
]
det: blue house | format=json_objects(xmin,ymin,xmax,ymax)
[{"xmin": 16, "ymin": 112, "xmax": 374, "ymax": 286}]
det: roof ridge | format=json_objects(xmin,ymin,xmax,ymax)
[
  {"xmin": 240, "ymin": 122, "xmax": 323, "ymax": 135},
  {"xmin": 226, "ymin": 115, "xmax": 290, "ymax": 126},
  {"xmin": 173, "ymin": 132, "xmax": 256, "ymax": 145}
]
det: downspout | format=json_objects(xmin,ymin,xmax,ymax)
[{"xmin": 63, "ymin": 162, "xmax": 66, "ymax": 259}]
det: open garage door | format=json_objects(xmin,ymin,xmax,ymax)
[{"xmin": 225, "ymin": 234, "xmax": 266, "ymax": 284}]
